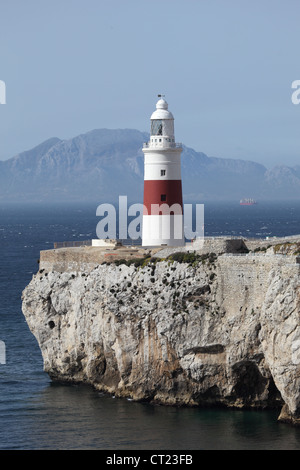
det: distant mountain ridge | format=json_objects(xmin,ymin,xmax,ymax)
[{"xmin": 0, "ymin": 128, "xmax": 299, "ymax": 202}]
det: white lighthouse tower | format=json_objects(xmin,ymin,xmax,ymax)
[{"xmin": 142, "ymin": 95, "xmax": 184, "ymax": 247}]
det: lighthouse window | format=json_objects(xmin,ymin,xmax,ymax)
[
  {"xmin": 161, "ymin": 194, "xmax": 167, "ymax": 202},
  {"xmin": 151, "ymin": 119, "xmax": 163, "ymax": 136},
  {"xmin": 161, "ymin": 170, "xmax": 166, "ymax": 176}
]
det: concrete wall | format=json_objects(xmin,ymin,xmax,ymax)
[
  {"xmin": 39, "ymin": 236, "xmax": 300, "ymax": 274},
  {"xmin": 216, "ymin": 254, "xmax": 300, "ymax": 317},
  {"xmin": 39, "ymin": 246, "xmax": 150, "ymax": 273}
]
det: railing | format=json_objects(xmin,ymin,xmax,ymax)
[
  {"xmin": 203, "ymin": 236, "xmax": 247, "ymax": 240},
  {"xmin": 143, "ymin": 142, "xmax": 182, "ymax": 149},
  {"xmin": 53, "ymin": 239, "xmax": 142, "ymax": 249},
  {"xmin": 54, "ymin": 240, "xmax": 92, "ymax": 249}
]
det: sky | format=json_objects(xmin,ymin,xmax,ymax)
[{"xmin": 1, "ymin": 0, "xmax": 300, "ymax": 168}]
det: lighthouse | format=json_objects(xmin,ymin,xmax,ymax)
[{"xmin": 142, "ymin": 95, "xmax": 184, "ymax": 247}]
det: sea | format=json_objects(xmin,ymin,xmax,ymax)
[{"xmin": 1, "ymin": 200, "xmax": 300, "ymax": 451}]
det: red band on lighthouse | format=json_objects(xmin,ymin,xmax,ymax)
[{"xmin": 143, "ymin": 180, "xmax": 183, "ymax": 215}]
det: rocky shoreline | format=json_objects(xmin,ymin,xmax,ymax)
[{"xmin": 22, "ymin": 246, "xmax": 300, "ymax": 426}]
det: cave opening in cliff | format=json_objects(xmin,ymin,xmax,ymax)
[{"xmin": 231, "ymin": 361, "xmax": 283, "ymax": 408}]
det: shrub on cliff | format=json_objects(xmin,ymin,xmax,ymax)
[
  {"xmin": 114, "ymin": 255, "xmax": 151, "ymax": 268},
  {"xmin": 167, "ymin": 252, "xmax": 218, "ymax": 266},
  {"xmin": 168, "ymin": 252, "xmax": 200, "ymax": 264}
]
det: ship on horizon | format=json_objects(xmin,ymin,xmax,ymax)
[{"xmin": 240, "ymin": 198, "xmax": 257, "ymax": 205}]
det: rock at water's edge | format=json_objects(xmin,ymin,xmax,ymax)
[{"xmin": 21, "ymin": 253, "xmax": 300, "ymax": 425}]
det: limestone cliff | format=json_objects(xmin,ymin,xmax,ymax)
[{"xmin": 22, "ymin": 251, "xmax": 300, "ymax": 425}]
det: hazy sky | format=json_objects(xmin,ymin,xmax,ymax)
[{"xmin": 1, "ymin": 0, "xmax": 300, "ymax": 167}]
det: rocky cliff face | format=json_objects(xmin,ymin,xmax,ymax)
[{"xmin": 22, "ymin": 253, "xmax": 300, "ymax": 425}]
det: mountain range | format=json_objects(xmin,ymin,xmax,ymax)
[{"xmin": 0, "ymin": 128, "xmax": 300, "ymax": 203}]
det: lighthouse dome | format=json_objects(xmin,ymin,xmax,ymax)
[
  {"xmin": 150, "ymin": 97, "xmax": 174, "ymax": 120},
  {"xmin": 156, "ymin": 98, "xmax": 168, "ymax": 109}
]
